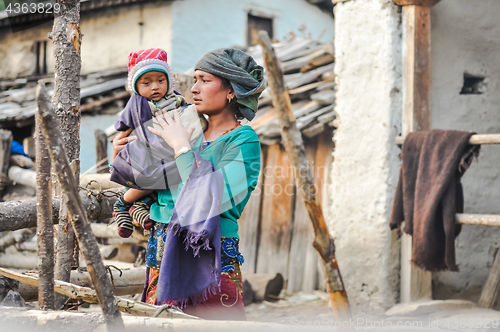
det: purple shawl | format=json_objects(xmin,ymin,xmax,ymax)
[
  {"xmin": 110, "ymin": 94, "xmax": 181, "ymax": 189},
  {"xmin": 156, "ymin": 151, "xmax": 223, "ymax": 308}
]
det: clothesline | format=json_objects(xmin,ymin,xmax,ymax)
[{"xmin": 396, "ymin": 133, "xmax": 500, "ymax": 145}]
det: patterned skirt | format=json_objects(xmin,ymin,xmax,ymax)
[{"xmin": 143, "ymin": 222, "xmax": 246, "ymax": 320}]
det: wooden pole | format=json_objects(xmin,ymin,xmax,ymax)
[
  {"xmin": 479, "ymin": 250, "xmax": 500, "ymax": 308},
  {"xmin": 258, "ymin": 31, "xmax": 350, "ymax": 321},
  {"xmin": 52, "ymin": 0, "xmax": 83, "ymax": 301},
  {"xmin": 36, "ymin": 82, "xmax": 124, "ymax": 329},
  {"xmin": 94, "ymin": 129, "xmax": 109, "ymax": 174},
  {"xmin": 393, "ymin": 0, "xmax": 441, "ymax": 303},
  {"xmin": 0, "ymin": 130, "xmax": 12, "ymax": 201},
  {"xmin": 35, "ymin": 103, "xmax": 55, "ymax": 309}
]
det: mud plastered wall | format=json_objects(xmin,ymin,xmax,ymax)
[{"xmin": 431, "ymin": 0, "xmax": 500, "ymax": 299}]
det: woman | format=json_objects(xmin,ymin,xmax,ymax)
[{"xmin": 112, "ymin": 48, "xmax": 265, "ymax": 320}]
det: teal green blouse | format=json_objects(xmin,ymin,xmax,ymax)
[{"xmin": 150, "ymin": 125, "xmax": 261, "ymax": 239}]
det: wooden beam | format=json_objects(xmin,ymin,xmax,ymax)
[
  {"xmin": 399, "ymin": 3, "xmax": 433, "ymax": 303},
  {"xmin": 258, "ymin": 31, "xmax": 350, "ymax": 321},
  {"xmin": 396, "ymin": 133, "xmax": 500, "ymax": 145},
  {"xmin": 394, "ymin": 0, "xmax": 441, "ymax": 6},
  {"xmin": 402, "ymin": 5, "xmax": 432, "ymax": 134}
]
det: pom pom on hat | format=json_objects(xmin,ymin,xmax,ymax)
[{"xmin": 127, "ymin": 48, "xmax": 175, "ymax": 95}]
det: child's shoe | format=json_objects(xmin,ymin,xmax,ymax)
[
  {"xmin": 113, "ymin": 195, "xmax": 134, "ymax": 238},
  {"xmin": 129, "ymin": 195, "xmax": 155, "ymax": 230}
]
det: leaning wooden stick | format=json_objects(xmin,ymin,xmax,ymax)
[
  {"xmin": 258, "ymin": 31, "xmax": 350, "ymax": 320},
  {"xmin": 36, "ymin": 81, "xmax": 124, "ymax": 328}
]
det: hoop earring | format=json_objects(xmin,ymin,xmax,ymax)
[{"xmin": 228, "ymin": 96, "xmax": 233, "ymax": 103}]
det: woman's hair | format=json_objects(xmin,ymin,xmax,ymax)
[{"xmin": 220, "ymin": 77, "xmax": 245, "ymax": 121}]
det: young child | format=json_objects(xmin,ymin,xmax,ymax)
[{"xmin": 111, "ymin": 48, "xmax": 206, "ymax": 238}]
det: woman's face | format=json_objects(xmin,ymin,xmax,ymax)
[{"xmin": 191, "ymin": 70, "xmax": 232, "ymax": 115}]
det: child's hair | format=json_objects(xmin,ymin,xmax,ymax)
[{"xmin": 127, "ymin": 48, "xmax": 175, "ymax": 95}]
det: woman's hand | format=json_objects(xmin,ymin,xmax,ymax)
[
  {"xmin": 148, "ymin": 109, "xmax": 194, "ymax": 152},
  {"xmin": 112, "ymin": 128, "xmax": 137, "ymax": 161}
]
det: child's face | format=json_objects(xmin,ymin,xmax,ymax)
[{"xmin": 136, "ymin": 71, "xmax": 169, "ymax": 101}]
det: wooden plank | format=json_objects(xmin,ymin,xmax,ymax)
[
  {"xmin": 256, "ymin": 144, "xmax": 295, "ymax": 279},
  {"xmin": 396, "ymin": 133, "xmax": 500, "ymax": 145},
  {"xmin": 399, "ymin": 4, "xmax": 433, "ymax": 304},
  {"xmin": 287, "ymin": 137, "xmax": 317, "ymax": 294},
  {"xmin": 0, "ymin": 129, "xmax": 12, "ymax": 199},
  {"xmin": 479, "ymin": 250, "xmax": 500, "ymax": 308},
  {"xmin": 238, "ymin": 146, "xmax": 266, "ymax": 274}
]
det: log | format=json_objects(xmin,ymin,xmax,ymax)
[
  {"xmin": 80, "ymin": 173, "xmax": 123, "ymax": 189},
  {"xmin": 0, "ymin": 267, "xmax": 195, "ymax": 320},
  {"xmin": 7, "ymin": 166, "xmax": 36, "ymax": 188},
  {"xmin": 258, "ymin": 31, "xmax": 350, "ymax": 321},
  {"xmin": 0, "ymin": 228, "xmax": 36, "ymax": 252},
  {"xmin": 95, "ymin": 129, "xmax": 109, "ymax": 174},
  {"xmin": 0, "ymin": 129, "xmax": 12, "ymax": 198},
  {"xmin": 36, "ymin": 82, "xmax": 123, "ymax": 327},
  {"xmin": 0, "ymin": 252, "xmax": 38, "ymax": 270},
  {"xmin": 35, "ymin": 105, "xmax": 55, "ymax": 310},
  {"xmin": 10, "ymin": 155, "xmax": 34, "ymax": 168},
  {"xmin": 0, "ymin": 188, "xmax": 122, "ymax": 231}
]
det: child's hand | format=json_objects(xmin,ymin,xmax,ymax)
[
  {"xmin": 112, "ymin": 128, "xmax": 137, "ymax": 160},
  {"xmin": 147, "ymin": 110, "xmax": 194, "ymax": 152}
]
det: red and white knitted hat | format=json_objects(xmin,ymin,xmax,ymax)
[{"xmin": 127, "ymin": 48, "xmax": 175, "ymax": 95}]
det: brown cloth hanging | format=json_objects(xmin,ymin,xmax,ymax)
[{"xmin": 390, "ymin": 129, "xmax": 480, "ymax": 271}]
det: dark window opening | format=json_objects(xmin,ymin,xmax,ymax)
[
  {"xmin": 247, "ymin": 14, "xmax": 273, "ymax": 46},
  {"xmin": 35, "ymin": 40, "xmax": 47, "ymax": 76},
  {"xmin": 460, "ymin": 73, "xmax": 486, "ymax": 95}
]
